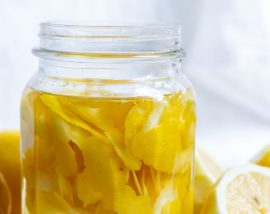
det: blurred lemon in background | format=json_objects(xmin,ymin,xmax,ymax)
[
  {"xmin": 253, "ymin": 145, "xmax": 270, "ymax": 167},
  {"xmin": 194, "ymin": 148, "xmax": 222, "ymax": 213},
  {"xmin": 0, "ymin": 131, "xmax": 21, "ymax": 214}
]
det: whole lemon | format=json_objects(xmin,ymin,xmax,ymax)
[{"xmin": 0, "ymin": 131, "xmax": 21, "ymax": 214}]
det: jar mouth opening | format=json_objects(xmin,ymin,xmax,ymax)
[
  {"xmin": 34, "ymin": 21, "xmax": 185, "ymax": 62},
  {"xmin": 40, "ymin": 21, "xmax": 181, "ymax": 38}
]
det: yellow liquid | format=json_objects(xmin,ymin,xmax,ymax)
[{"xmin": 21, "ymin": 88, "xmax": 196, "ymax": 214}]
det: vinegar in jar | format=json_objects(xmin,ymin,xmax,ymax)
[{"xmin": 21, "ymin": 88, "xmax": 196, "ymax": 214}]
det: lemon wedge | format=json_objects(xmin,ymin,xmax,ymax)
[
  {"xmin": 201, "ymin": 164, "xmax": 270, "ymax": 214},
  {"xmin": 194, "ymin": 148, "xmax": 222, "ymax": 213},
  {"xmin": 253, "ymin": 145, "xmax": 270, "ymax": 167}
]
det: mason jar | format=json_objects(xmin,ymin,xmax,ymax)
[{"xmin": 20, "ymin": 22, "xmax": 196, "ymax": 214}]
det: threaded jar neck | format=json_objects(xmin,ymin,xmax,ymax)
[
  {"xmin": 33, "ymin": 21, "xmax": 185, "ymax": 63},
  {"xmin": 29, "ymin": 22, "xmax": 188, "ymax": 98}
]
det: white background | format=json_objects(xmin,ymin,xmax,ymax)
[{"xmin": 1, "ymin": 0, "xmax": 270, "ymax": 168}]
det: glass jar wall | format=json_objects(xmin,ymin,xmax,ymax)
[{"xmin": 20, "ymin": 22, "xmax": 196, "ymax": 214}]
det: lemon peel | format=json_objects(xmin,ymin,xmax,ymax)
[{"xmin": 131, "ymin": 122, "xmax": 182, "ymax": 173}]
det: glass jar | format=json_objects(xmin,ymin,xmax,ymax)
[{"xmin": 20, "ymin": 22, "xmax": 196, "ymax": 214}]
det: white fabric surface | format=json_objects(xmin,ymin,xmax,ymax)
[{"xmin": 0, "ymin": 0, "xmax": 270, "ymax": 167}]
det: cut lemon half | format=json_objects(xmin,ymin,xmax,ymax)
[
  {"xmin": 194, "ymin": 148, "xmax": 222, "ymax": 213},
  {"xmin": 253, "ymin": 145, "xmax": 270, "ymax": 167},
  {"xmin": 201, "ymin": 164, "xmax": 270, "ymax": 214},
  {"xmin": 0, "ymin": 172, "xmax": 12, "ymax": 214}
]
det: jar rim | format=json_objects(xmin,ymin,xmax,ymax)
[
  {"xmin": 40, "ymin": 21, "xmax": 181, "ymax": 38},
  {"xmin": 34, "ymin": 21, "xmax": 185, "ymax": 63}
]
